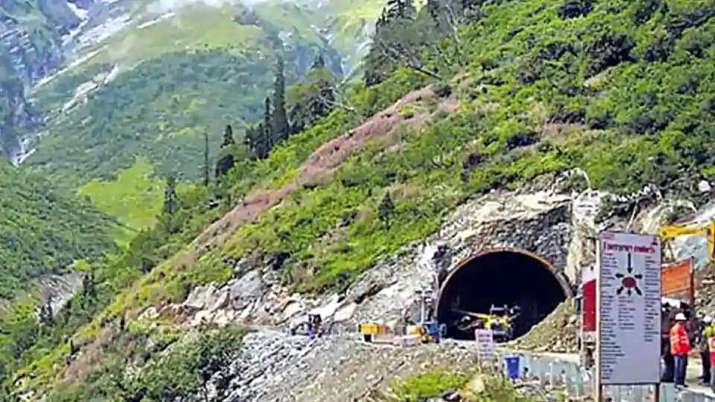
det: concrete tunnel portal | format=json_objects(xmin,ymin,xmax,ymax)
[{"xmin": 436, "ymin": 250, "xmax": 572, "ymax": 340}]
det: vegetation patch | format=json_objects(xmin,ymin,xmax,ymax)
[
  {"xmin": 385, "ymin": 369, "xmax": 536, "ymax": 402},
  {"xmin": 79, "ymin": 157, "xmax": 165, "ymax": 246},
  {"xmin": 0, "ymin": 161, "xmax": 115, "ymax": 300}
]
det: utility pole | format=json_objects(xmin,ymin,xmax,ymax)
[{"xmin": 416, "ymin": 287, "xmax": 434, "ymax": 324}]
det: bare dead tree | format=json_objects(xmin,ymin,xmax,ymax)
[
  {"xmin": 430, "ymin": 1, "xmax": 468, "ymax": 67},
  {"xmin": 375, "ymin": 37, "xmax": 443, "ymax": 80}
]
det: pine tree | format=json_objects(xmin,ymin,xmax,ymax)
[
  {"xmin": 271, "ymin": 57, "xmax": 290, "ymax": 146},
  {"xmin": 364, "ymin": 0, "xmax": 421, "ymax": 86},
  {"xmin": 82, "ymin": 271, "xmax": 96, "ymax": 304},
  {"xmin": 378, "ymin": 192, "xmax": 395, "ymax": 229},
  {"xmin": 311, "ymin": 53, "xmax": 326, "ymax": 70},
  {"xmin": 163, "ymin": 176, "xmax": 179, "ymax": 215},
  {"xmin": 244, "ymin": 126, "xmax": 257, "ymax": 158},
  {"xmin": 289, "ymin": 54, "xmax": 337, "ymax": 133},
  {"xmin": 386, "ymin": 0, "xmax": 417, "ymax": 21},
  {"xmin": 203, "ymin": 131, "xmax": 210, "ymax": 187},
  {"xmin": 263, "ymin": 96, "xmax": 272, "ymax": 148},
  {"xmin": 222, "ymin": 124, "xmax": 235, "ymax": 148},
  {"xmin": 39, "ymin": 297, "xmax": 54, "ymax": 325}
]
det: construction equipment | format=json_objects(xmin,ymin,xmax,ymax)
[
  {"xmin": 405, "ymin": 320, "xmax": 447, "ymax": 343},
  {"xmin": 358, "ymin": 322, "xmax": 390, "ymax": 342},
  {"xmin": 659, "ymin": 220, "xmax": 715, "ymax": 263},
  {"xmin": 421, "ymin": 320, "xmax": 447, "ymax": 343},
  {"xmin": 452, "ymin": 304, "xmax": 519, "ymax": 342}
]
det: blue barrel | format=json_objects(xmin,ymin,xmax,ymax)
[{"xmin": 505, "ymin": 355, "xmax": 520, "ymax": 380}]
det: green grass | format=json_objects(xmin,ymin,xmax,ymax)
[
  {"xmin": 79, "ymin": 157, "xmax": 164, "ymax": 246},
  {"xmin": 387, "ymin": 369, "xmax": 536, "ymax": 402},
  {"xmin": 389, "ymin": 369, "xmax": 470, "ymax": 402},
  {"xmin": 91, "ymin": 5, "xmax": 263, "ymax": 67},
  {"xmin": 254, "ymin": 1, "xmax": 323, "ymax": 44}
]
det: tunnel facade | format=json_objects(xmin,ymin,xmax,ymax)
[{"xmin": 436, "ymin": 249, "xmax": 572, "ymax": 340}]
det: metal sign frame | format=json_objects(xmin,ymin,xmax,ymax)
[{"xmin": 596, "ymin": 231, "xmax": 662, "ymax": 401}]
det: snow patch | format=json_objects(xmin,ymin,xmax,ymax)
[
  {"xmin": 137, "ymin": 12, "xmax": 176, "ymax": 29},
  {"xmin": 75, "ymin": 14, "xmax": 132, "ymax": 51},
  {"xmin": 67, "ymin": 2, "xmax": 89, "ymax": 20},
  {"xmin": 33, "ymin": 48, "xmax": 103, "ymax": 91}
]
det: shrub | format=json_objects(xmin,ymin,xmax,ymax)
[{"xmin": 558, "ymin": 0, "xmax": 593, "ymax": 20}]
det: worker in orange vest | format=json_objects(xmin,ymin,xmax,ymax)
[{"xmin": 671, "ymin": 313, "xmax": 691, "ymax": 387}]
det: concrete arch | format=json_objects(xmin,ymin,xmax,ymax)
[{"xmin": 436, "ymin": 249, "xmax": 573, "ymax": 340}]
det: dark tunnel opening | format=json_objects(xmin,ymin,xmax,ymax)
[{"xmin": 436, "ymin": 250, "xmax": 570, "ymax": 341}]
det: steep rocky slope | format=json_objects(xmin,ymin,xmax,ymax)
[{"xmin": 4, "ymin": 0, "xmax": 715, "ymax": 400}]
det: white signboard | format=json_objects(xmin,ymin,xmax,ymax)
[
  {"xmin": 598, "ymin": 232, "xmax": 661, "ymax": 385},
  {"xmin": 474, "ymin": 329, "xmax": 496, "ymax": 362}
]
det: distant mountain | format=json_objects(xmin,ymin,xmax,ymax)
[{"xmin": 0, "ymin": 0, "xmax": 386, "ymax": 240}]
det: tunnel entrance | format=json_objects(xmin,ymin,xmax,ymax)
[{"xmin": 436, "ymin": 250, "xmax": 570, "ymax": 341}]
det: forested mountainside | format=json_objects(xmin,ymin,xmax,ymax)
[
  {"xmin": 0, "ymin": 158, "xmax": 114, "ymax": 322},
  {"xmin": 0, "ymin": 0, "xmax": 385, "ymax": 237},
  {"xmin": 2, "ymin": 0, "xmax": 715, "ymax": 400}
]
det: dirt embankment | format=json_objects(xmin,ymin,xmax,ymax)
[{"xmin": 510, "ymin": 300, "xmax": 579, "ymax": 354}]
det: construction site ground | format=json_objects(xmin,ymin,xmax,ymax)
[{"xmin": 215, "ymin": 328, "xmax": 715, "ymax": 401}]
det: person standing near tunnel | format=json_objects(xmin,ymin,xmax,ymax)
[
  {"xmin": 670, "ymin": 313, "xmax": 691, "ymax": 388},
  {"xmin": 699, "ymin": 315, "xmax": 713, "ymax": 385}
]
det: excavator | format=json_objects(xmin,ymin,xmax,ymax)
[
  {"xmin": 658, "ymin": 220, "xmax": 715, "ymax": 263},
  {"xmin": 452, "ymin": 304, "xmax": 520, "ymax": 342}
]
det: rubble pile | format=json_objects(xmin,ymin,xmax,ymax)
[
  {"xmin": 510, "ymin": 301, "xmax": 579, "ymax": 354},
  {"xmin": 214, "ymin": 330, "xmax": 476, "ymax": 402}
]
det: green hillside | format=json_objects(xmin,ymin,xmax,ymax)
[
  {"xmin": 0, "ymin": 160, "xmax": 115, "ymax": 301},
  {"xmin": 5, "ymin": 0, "xmax": 715, "ymax": 399},
  {"xmin": 21, "ymin": 0, "xmax": 375, "ymax": 210},
  {"xmin": 27, "ymin": 49, "xmax": 277, "ymax": 184}
]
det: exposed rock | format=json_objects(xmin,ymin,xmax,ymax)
[
  {"xmin": 214, "ymin": 331, "xmax": 474, "ymax": 402},
  {"xmin": 699, "ymin": 180, "xmax": 712, "ymax": 194},
  {"xmin": 334, "ymin": 302, "xmax": 357, "ymax": 322},
  {"xmin": 228, "ymin": 270, "xmax": 265, "ymax": 311},
  {"xmin": 183, "ymin": 284, "xmax": 221, "ymax": 311},
  {"xmin": 37, "ymin": 271, "xmax": 85, "ymax": 318}
]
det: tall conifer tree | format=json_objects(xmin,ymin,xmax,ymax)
[{"xmin": 271, "ymin": 57, "xmax": 290, "ymax": 146}]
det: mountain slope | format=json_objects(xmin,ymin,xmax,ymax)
[
  {"xmin": 12, "ymin": 0, "xmax": 385, "ymax": 229},
  {"xmin": 7, "ymin": 0, "xmax": 715, "ymax": 399},
  {"xmin": 0, "ymin": 160, "xmax": 115, "ymax": 302}
]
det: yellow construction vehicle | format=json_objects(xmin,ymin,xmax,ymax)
[
  {"xmin": 452, "ymin": 305, "xmax": 518, "ymax": 342},
  {"xmin": 659, "ymin": 220, "xmax": 715, "ymax": 263},
  {"xmin": 358, "ymin": 322, "xmax": 390, "ymax": 342}
]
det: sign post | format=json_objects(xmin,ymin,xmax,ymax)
[
  {"xmin": 596, "ymin": 232, "xmax": 662, "ymax": 401},
  {"xmin": 474, "ymin": 329, "xmax": 496, "ymax": 364},
  {"xmin": 581, "ymin": 266, "xmax": 597, "ymax": 368}
]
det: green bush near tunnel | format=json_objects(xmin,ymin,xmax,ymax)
[
  {"xmin": 387, "ymin": 369, "xmax": 537, "ymax": 402},
  {"xmin": 388, "ymin": 370, "xmax": 470, "ymax": 402}
]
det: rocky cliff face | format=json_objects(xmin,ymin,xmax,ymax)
[
  {"xmin": 0, "ymin": 0, "xmax": 135, "ymax": 160},
  {"xmin": 0, "ymin": 0, "xmax": 79, "ymax": 158}
]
